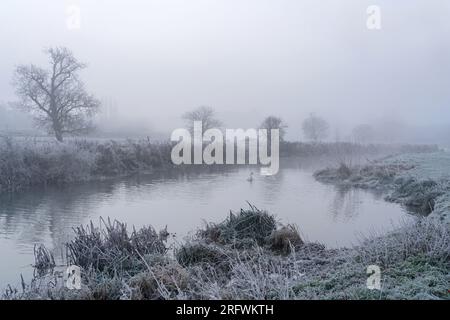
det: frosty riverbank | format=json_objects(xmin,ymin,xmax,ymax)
[
  {"xmin": 3, "ymin": 152, "xmax": 449, "ymax": 300},
  {"xmin": 315, "ymin": 151, "xmax": 450, "ymax": 223}
]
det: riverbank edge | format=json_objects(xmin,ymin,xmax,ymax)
[
  {"xmin": 0, "ymin": 137, "xmax": 439, "ymax": 194},
  {"xmin": 313, "ymin": 154, "xmax": 450, "ymax": 223},
  {"xmin": 3, "ymin": 204, "xmax": 449, "ymax": 300}
]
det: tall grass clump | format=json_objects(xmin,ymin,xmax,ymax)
[
  {"xmin": 33, "ymin": 244, "xmax": 56, "ymax": 276},
  {"xmin": 66, "ymin": 218, "xmax": 169, "ymax": 275},
  {"xmin": 198, "ymin": 204, "xmax": 277, "ymax": 247}
]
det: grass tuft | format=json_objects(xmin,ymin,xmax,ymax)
[
  {"xmin": 33, "ymin": 244, "xmax": 56, "ymax": 275},
  {"xmin": 198, "ymin": 204, "xmax": 277, "ymax": 247},
  {"xmin": 66, "ymin": 217, "xmax": 168, "ymax": 275}
]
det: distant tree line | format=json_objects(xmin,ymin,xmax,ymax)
[{"xmin": 9, "ymin": 47, "xmax": 408, "ymax": 145}]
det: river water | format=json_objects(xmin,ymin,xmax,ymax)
[{"xmin": 0, "ymin": 158, "xmax": 414, "ymax": 289}]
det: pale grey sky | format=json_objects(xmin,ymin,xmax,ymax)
[{"xmin": 1, "ymin": 0, "xmax": 450, "ymax": 140}]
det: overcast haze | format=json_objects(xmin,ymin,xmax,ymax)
[{"xmin": 1, "ymin": 0, "xmax": 450, "ymax": 141}]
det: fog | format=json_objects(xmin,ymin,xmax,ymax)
[{"xmin": 1, "ymin": 0, "xmax": 450, "ymax": 143}]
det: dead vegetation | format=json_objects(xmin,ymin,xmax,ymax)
[
  {"xmin": 196, "ymin": 204, "xmax": 303, "ymax": 255},
  {"xmin": 66, "ymin": 218, "xmax": 168, "ymax": 275},
  {"xmin": 3, "ymin": 205, "xmax": 448, "ymax": 300},
  {"xmin": 33, "ymin": 245, "xmax": 56, "ymax": 276},
  {"xmin": 198, "ymin": 204, "xmax": 277, "ymax": 247},
  {"xmin": 267, "ymin": 225, "xmax": 304, "ymax": 255}
]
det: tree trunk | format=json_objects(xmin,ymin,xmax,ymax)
[
  {"xmin": 55, "ymin": 130, "xmax": 63, "ymax": 142},
  {"xmin": 53, "ymin": 120, "xmax": 64, "ymax": 142}
]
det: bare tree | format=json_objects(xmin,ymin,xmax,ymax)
[
  {"xmin": 352, "ymin": 124, "xmax": 374, "ymax": 144},
  {"xmin": 259, "ymin": 116, "xmax": 288, "ymax": 142},
  {"xmin": 302, "ymin": 114, "xmax": 329, "ymax": 143},
  {"xmin": 182, "ymin": 106, "xmax": 222, "ymax": 133},
  {"xmin": 13, "ymin": 47, "xmax": 100, "ymax": 142}
]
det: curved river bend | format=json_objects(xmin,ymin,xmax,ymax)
[{"xmin": 0, "ymin": 160, "xmax": 413, "ymax": 289}]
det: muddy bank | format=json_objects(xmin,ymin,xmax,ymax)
[
  {"xmin": 314, "ymin": 153, "xmax": 450, "ymax": 221},
  {"xmin": 3, "ymin": 205, "xmax": 449, "ymax": 300}
]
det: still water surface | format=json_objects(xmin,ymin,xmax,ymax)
[{"xmin": 0, "ymin": 159, "xmax": 414, "ymax": 288}]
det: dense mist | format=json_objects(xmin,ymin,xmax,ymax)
[{"xmin": 1, "ymin": 0, "xmax": 449, "ymax": 144}]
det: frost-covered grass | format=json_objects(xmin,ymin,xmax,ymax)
[
  {"xmin": 383, "ymin": 152, "xmax": 450, "ymax": 222},
  {"xmin": 314, "ymin": 152, "xmax": 450, "ymax": 221},
  {"xmin": 0, "ymin": 137, "xmax": 173, "ymax": 193},
  {"xmin": 0, "ymin": 136, "xmax": 439, "ymax": 194},
  {"xmin": 3, "ymin": 207, "xmax": 449, "ymax": 300},
  {"xmin": 280, "ymin": 142, "xmax": 439, "ymax": 158},
  {"xmin": 385, "ymin": 151, "xmax": 450, "ymax": 181}
]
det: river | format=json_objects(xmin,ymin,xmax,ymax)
[{"xmin": 0, "ymin": 158, "xmax": 414, "ymax": 289}]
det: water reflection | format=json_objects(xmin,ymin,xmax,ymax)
[
  {"xmin": 0, "ymin": 159, "xmax": 413, "ymax": 288},
  {"xmin": 0, "ymin": 181, "xmax": 115, "ymax": 250},
  {"xmin": 259, "ymin": 170, "xmax": 285, "ymax": 204}
]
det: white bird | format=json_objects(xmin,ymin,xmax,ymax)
[{"xmin": 247, "ymin": 172, "xmax": 254, "ymax": 182}]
